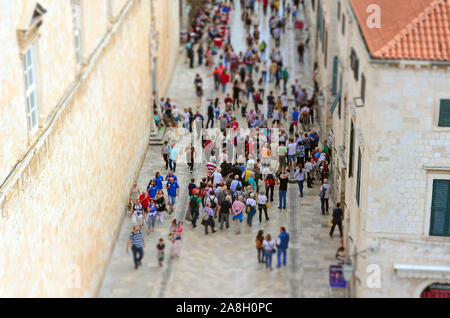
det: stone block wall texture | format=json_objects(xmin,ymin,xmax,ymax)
[
  {"xmin": 155, "ymin": 0, "xmax": 180, "ymax": 96},
  {"xmin": 0, "ymin": 0, "xmax": 180, "ymax": 297}
]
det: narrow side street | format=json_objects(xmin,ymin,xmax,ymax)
[{"xmin": 99, "ymin": 1, "xmax": 345, "ymax": 298}]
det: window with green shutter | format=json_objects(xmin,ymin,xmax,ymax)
[
  {"xmin": 338, "ymin": 73, "xmax": 342, "ymax": 119},
  {"xmin": 342, "ymin": 14, "xmax": 346, "ymax": 35},
  {"xmin": 348, "ymin": 122, "xmax": 355, "ymax": 178},
  {"xmin": 361, "ymin": 73, "xmax": 366, "ymax": 103},
  {"xmin": 438, "ymin": 99, "xmax": 450, "ymax": 127},
  {"xmin": 332, "ymin": 56, "xmax": 338, "ymax": 95},
  {"xmin": 356, "ymin": 147, "xmax": 362, "ymax": 206},
  {"xmin": 430, "ymin": 179, "xmax": 450, "ymax": 237},
  {"xmin": 337, "ymin": 1, "xmax": 341, "ymax": 21}
]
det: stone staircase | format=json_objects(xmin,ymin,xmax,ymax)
[{"xmin": 149, "ymin": 126, "xmax": 166, "ymax": 146}]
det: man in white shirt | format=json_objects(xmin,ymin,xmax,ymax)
[
  {"xmin": 213, "ymin": 168, "xmax": 223, "ymax": 186},
  {"xmin": 247, "ymin": 154, "xmax": 255, "ymax": 169},
  {"xmin": 218, "ymin": 150, "xmax": 228, "ymax": 163},
  {"xmin": 287, "ymin": 138, "xmax": 297, "ymax": 171},
  {"xmin": 257, "ymin": 191, "xmax": 269, "ymax": 223}
]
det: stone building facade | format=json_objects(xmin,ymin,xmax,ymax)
[
  {"xmin": 0, "ymin": 0, "xmax": 180, "ymax": 297},
  {"xmin": 305, "ymin": 0, "xmax": 450, "ymax": 297}
]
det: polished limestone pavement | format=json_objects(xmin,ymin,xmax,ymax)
[{"xmin": 99, "ymin": 1, "xmax": 345, "ymax": 298}]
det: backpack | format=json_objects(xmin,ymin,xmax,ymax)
[
  {"xmin": 190, "ymin": 196, "xmax": 199, "ymax": 209},
  {"xmin": 208, "ymin": 195, "xmax": 217, "ymax": 209}
]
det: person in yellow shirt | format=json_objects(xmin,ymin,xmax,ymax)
[{"xmin": 274, "ymin": 0, "xmax": 281, "ymax": 10}]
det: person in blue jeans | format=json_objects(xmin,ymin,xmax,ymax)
[
  {"xmin": 277, "ymin": 171, "xmax": 289, "ymax": 209},
  {"xmin": 126, "ymin": 225, "xmax": 145, "ymax": 269},
  {"xmin": 263, "ymin": 234, "xmax": 275, "ymax": 270},
  {"xmin": 245, "ymin": 194, "xmax": 257, "ymax": 227},
  {"xmin": 276, "ymin": 227, "xmax": 290, "ymax": 268},
  {"xmin": 294, "ymin": 165, "xmax": 306, "ymax": 197}
]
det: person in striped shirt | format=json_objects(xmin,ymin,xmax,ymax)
[
  {"xmin": 126, "ymin": 225, "xmax": 145, "ymax": 269},
  {"xmin": 206, "ymin": 157, "xmax": 217, "ymax": 182}
]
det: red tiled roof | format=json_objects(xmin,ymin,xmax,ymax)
[{"xmin": 350, "ymin": 0, "xmax": 450, "ymax": 61}]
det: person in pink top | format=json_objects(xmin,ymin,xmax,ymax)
[
  {"xmin": 171, "ymin": 221, "xmax": 183, "ymax": 258},
  {"xmin": 232, "ymin": 196, "xmax": 245, "ymax": 234}
]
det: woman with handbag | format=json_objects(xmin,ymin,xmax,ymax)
[
  {"xmin": 201, "ymin": 203, "xmax": 217, "ymax": 235},
  {"xmin": 263, "ymin": 234, "xmax": 275, "ymax": 270},
  {"xmin": 245, "ymin": 193, "xmax": 257, "ymax": 227}
]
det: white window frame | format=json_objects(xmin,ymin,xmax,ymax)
[{"xmin": 24, "ymin": 45, "xmax": 39, "ymax": 135}]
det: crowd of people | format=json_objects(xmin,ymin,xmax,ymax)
[{"xmin": 127, "ymin": 0, "xmax": 342, "ymax": 272}]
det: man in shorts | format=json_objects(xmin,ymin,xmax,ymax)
[{"xmin": 166, "ymin": 177, "xmax": 179, "ymax": 214}]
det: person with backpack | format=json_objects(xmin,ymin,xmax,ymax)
[
  {"xmin": 201, "ymin": 203, "xmax": 217, "ymax": 235},
  {"xmin": 256, "ymin": 230, "xmax": 265, "ymax": 263},
  {"xmin": 219, "ymin": 195, "xmax": 232, "ymax": 229},
  {"xmin": 320, "ymin": 179, "xmax": 331, "ymax": 215},
  {"xmin": 230, "ymin": 175, "xmax": 242, "ymax": 198},
  {"xmin": 245, "ymin": 193, "xmax": 257, "ymax": 227},
  {"xmin": 206, "ymin": 190, "xmax": 218, "ymax": 218},
  {"xmin": 189, "ymin": 192, "xmax": 202, "ymax": 228}
]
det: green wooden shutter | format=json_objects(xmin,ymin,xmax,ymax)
[
  {"xmin": 342, "ymin": 14, "xmax": 345, "ymax": 35},
  {"xmin": 361, "ymin": 73, "xmax": 366, "ymax": 103},
  {"xmin": 348, "ymin": 122, "xmax": 354, "ymax": 178},
  {"xmin": 337, "ymin": 1, "xmax": 341, "ymax": 20},
  {"xmin": 356, "ymin": 148, "xmax": 362, "ymax": 206},
  {"xmin": 338, "ymin": 73, "xmax": 343, "ymax": 118},
  {"xmin": 438, "ymin": 99, "xmax": 450, "ymax": 127},
  {"xmin": 430, "ymin": 180, "xmax": 450, "ymax": 237},
  {"xmin": 332, "ymin": 57, "xmax": 338, "ymax": 95}
]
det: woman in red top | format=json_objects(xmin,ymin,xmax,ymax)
[
  {"xmin": 139, "ymin": 191, "xmax": 150, "ymax": 214},
  {"xmin": 265, "ymin": 174, "xmax": 276, "ymax": 202},
  {"xmin": 220, "ymin": 71, "xmax": 231, "ymax": 93}
]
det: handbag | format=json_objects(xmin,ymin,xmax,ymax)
[
  {"xmin": 319, "ymin": 185, "xmax": 325, "ymax": 199},
  {"xmin": 265, "ymin": 203, "xmax": 269, "ymax": 209}
]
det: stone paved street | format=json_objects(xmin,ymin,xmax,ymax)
[{"xmin": 99, "ymin": 1, "xmax": 345, "ymax": 298}]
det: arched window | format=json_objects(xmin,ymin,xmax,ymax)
[{"xmin": 421, "ymin": 283, "xmax": 450, "ymax": 298}]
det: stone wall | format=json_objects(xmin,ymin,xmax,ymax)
[{"xmin": 0, "ymin": 0, "xmax": 180, "ymax": 297}]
